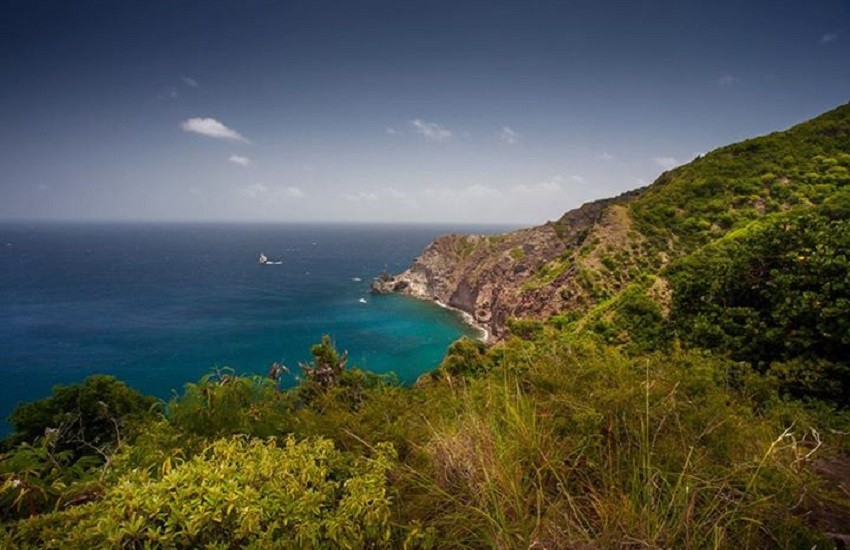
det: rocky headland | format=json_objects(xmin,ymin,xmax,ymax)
[{"xmin": 372, "ymin": 189, "xmax": 644, "ymax": 340}]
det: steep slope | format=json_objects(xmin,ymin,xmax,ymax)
[{"xmin": 373, "ymin": 103, "xmax": 850, "ymax": 338}]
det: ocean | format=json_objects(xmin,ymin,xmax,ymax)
[{"xmin": 0, "ymin": 222, "xmax": 513, "ymax": 435}]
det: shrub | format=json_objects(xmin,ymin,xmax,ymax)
[
  {"xmin": 4, "ymin": 375, "xmax": 157, "ymax": 461},
  {"xmin": 168, "ymin": 369, "xmax": 292, "ymax": 437},
  {"xmin": 295, "ymin": 335, "xmax": 389, "ymax": 411},
  {"xmin": 438, "ymin": 338, "xmax": 492, "ymax": 377},
  {"xmin": 3, "ymin": 436, "xmax": 397, "ymax": 549}
]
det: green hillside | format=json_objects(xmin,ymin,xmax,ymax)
[
  {"xmin": 2, "ymin": 105, "xmax": 849, "ymax": 548},
  {"xmin": 561, "ymin": 103, "xmax": 850, "ymax": 311},
  {"xmin": 633, "ymin": 102, "xmax": 850, "ymax": 251},
  {"xmin": 565, "ymin": 103, "xmax": 850, "ymax": 405}
]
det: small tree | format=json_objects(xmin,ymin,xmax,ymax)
[
  {"xmin": 5, "ymin": 375, "xmax": 157, "ymax": 462},
  {"xmin": 296, "ymin": 335, "xmax": 386, "ymax": 410},
  {"xmin": 299, "ymin": 335, "xmax": 349, "ymax": 387}
]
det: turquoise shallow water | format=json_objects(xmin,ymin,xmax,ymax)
[{"xmin": 0, "ymin": 222, "xmax": 513, "ymax": 434}]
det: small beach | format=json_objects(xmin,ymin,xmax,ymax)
[{"xmin": 434, "ymin": 299, "xmax": 490, "ymax": 343}]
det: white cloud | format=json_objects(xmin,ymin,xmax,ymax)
[
  {"xmin": 569, "ymin": 175, "xmax": 585, "ymax": 183},
  {"xmin": 340, "ymin": 187, "xmax": 414, "ymax": 206},
  {"xmin": 417, "ymin": 176, "xmax": 573, "ymax": 201},
  {"xmin": 821, "ymin": 32, "xmax": 838, "ymax": 44},
  {"xmin": 280, "ymin": 186, "xmax": 305, "ymax": 199},
  {"xmin": 512, "ymin": 175, "xmax": 564, "ymax": 194},
  {"xmin": 499, "ymin": 126, "xmax": 519, "ymax": 145},
  {"xmin": 385, "ymin": 127, "xmax": 400, "ymax": 135},
  {"xmin": 410, "ymin": 119, "xmax": 452, "ymax": 141},
  {"xmin": 182, "ymin": 76, "xmax": 199, "ymax": 87},
  {"xmin": 239, "ymin": 183, "xmax": 304, "ymax": 199},
  {"xmin": 466, "ymin": 184, "xmax": 501, "ymax": 198},
  {"xmin": 423, "ymin": 184, "xmax": 502, "ymax": 200},
  {"xmin": 180, "ymin": 118, "xmax": 250, "ymax": 143},
  {"xmin": 188, "ymin": 186, "xmax": 202, "ymax": 195},
  {"xmin": 239, "ymin": 182, "xmax": 268, "ymax": 198},
  {"xmin": 344, "ymin": 191, "xmax": 380, "ymax": 202},
  {"xmin": 229, "ymin": 154, "xmax": 251, "ymax": 166},
  {"xmin": 383, "ymin": 187, "xmax": 407, "ymax": 199},
  {"xmin": 597, "ymin": 152, "xmax": 614, "ymax": 161},
  {"xmin": 652, "ymin": 156, "xmax": 680, "ymax": 170},
  {"xmin": 718, "ymin": 74, "xmax": 738, "ymax": 87}
]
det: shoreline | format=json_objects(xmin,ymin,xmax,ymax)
[
  {"xmin": 434, "ymin": 299, "xmax": 490, "ymax": 344},
  {"xmin": 371, "ymin": 272, "xmax": 491, "ymax": 343}
]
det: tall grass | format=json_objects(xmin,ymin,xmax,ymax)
[{"xmin": 404, "ymin": 338, "xmax": 827, "ymax": 548}]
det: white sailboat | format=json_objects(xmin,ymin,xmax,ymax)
[{"xmin": 258, "ymin": 252, "xmax": 282, "ymax": 265}]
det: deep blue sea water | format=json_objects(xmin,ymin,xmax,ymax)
[{"xmin": 0, "ymin": 222, "xmax": 512, "ymax": 434}]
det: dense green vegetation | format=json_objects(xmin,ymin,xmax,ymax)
[
  {"xmin": 2, "ymin": 334, "xmax": 845, "ymax": 548},
  {"xmin": 7, "ymin": 435, "xmax": 396, "ymax": 548},
  {"xmin": 668, "ymin": 202, "xmax": 850, "ymax": 403},
  {"xmin": 2, "ymin": 104, "xmax": 849, "ymax": 547},
  {"xmin": 632, "ymin": 103, "xmax": 850, "ymax": 253}
]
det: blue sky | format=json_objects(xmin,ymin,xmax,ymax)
[{"xmin": 1, "ymin": 0, "xmax": 848, "ymax": 224}]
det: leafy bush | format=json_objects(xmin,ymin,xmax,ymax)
[
  {"xmin": 437, "ymin": 337, "xmax": 493, "ymax": 377},
  {"xmin": 505, "ymin": 318, "xmax": 545, "ymax": 339},
  {"xmin": 168, "ymin": 369, "xmax": 292, "ymax": 437},
  {"xmin": 3, "ymin": 436, "xmax": 397, "ymax": 549},
  {"xmin": 0, "ymin": 335, "xmax": 844, "ymax": 548},
  {"xmin": 597, "ymin": 281, "xmax": 667, "ymax": 353},
  {"xmin": 4, "ymin": 375, "xmax": 156, "ymax": 463},
  {"xmin": 295, "ymin": 335, "xmax": 390, "ymax": 411},
  {"xmin": 0, "ymin": 438, "xmax": 102, "ymax": 520}
]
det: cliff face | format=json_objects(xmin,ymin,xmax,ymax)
[{"xmin": 372, "ymin": 192, "xmax": 642, "ymax": 338}]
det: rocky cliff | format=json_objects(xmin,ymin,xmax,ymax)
[{"xmin": 372, "ymin": 190, "xmax": 645, "ymax": 339}]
